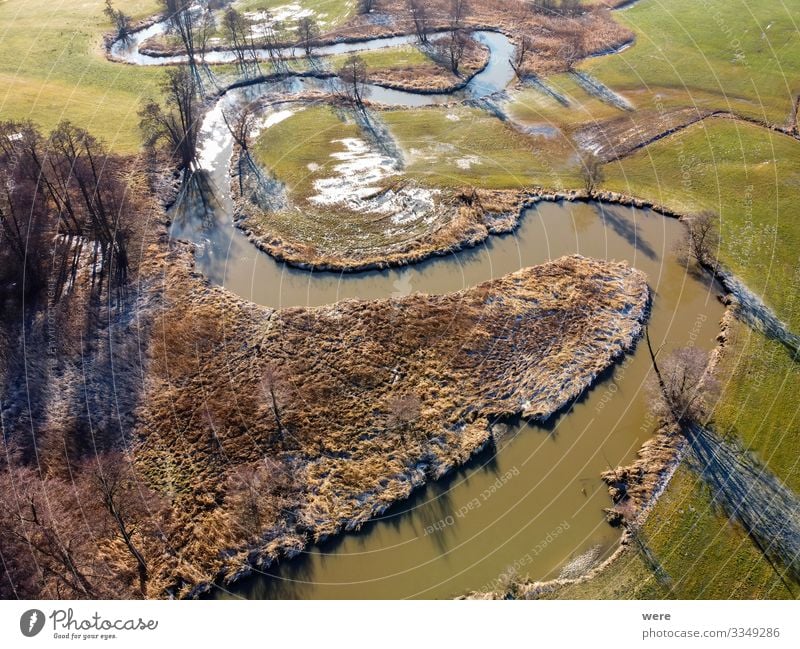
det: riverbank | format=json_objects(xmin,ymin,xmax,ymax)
[
  {"xmin": 232, "ymin": 180, "xmax": 688, "ymax": 272},
  {"xmin": 462, "ymin": 305, "xmax": 737, "ymax": 599}
]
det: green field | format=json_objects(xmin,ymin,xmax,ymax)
[
  {"xmin": 235, "ymin": 0, "xmax": 355, "ymax": 30},
  {"xmin": 508, "ymin": 72, "xmax": 626, "ymax": 132},
  {"xmin": 330, "ymin": 44, "xmax": 432, "ymax": 71},
  {"xmin": 0, "ymin": 0, "xmax": 163, "ymax": 152},
  {"xmin": 506, "ymin": 0, "xmax": 800, "ymax": 599},
  {"xmin": 383, "ymin": 106, "xmax": 581, "ymax": 189},
  {"xmin": 253, "ymin": 103, "xmax": 582, "ymax": 195},
  {"xmin": 251, "ymin": 104, "xmax": 359, "ymax": 201},
  {"xmin": 549, "ymin": 462, "xmax": 795, "ymax": 599},
  {"xmin": 555, "ymin": 117, "xmax": 800, "ymax": 602}
]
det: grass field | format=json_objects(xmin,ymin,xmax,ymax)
[
  {"xmin": 583, "ymin": 0, "xmax": 800, "ymax": 126},
  {"xmin": 235, "ymin": 0, "xmax": 354, "ymax": 30},
  {"xmin": 508, "ymin": 73, "xmax": 626, "ymax": 132},
  {"xmin": 251, "ymin": 104, "xmax": 359, "ymax": 201},
  {"xmin": 604, "ymin": 119, "xmax": 800, "ymax": 327},
  {"xmin": 382, "ymin": 106, "xmax": 581, "ymax": 189},
  {"xmin": 330, "ymin": 44, "xmax": 432, "ymax": 71},
  {"xmin": 0, "ymin": 0, "xmax": 165, "ymax": 152},
  {"xmin": 549, "ymin": 462, "xmax": 795, "ymax": 599}
]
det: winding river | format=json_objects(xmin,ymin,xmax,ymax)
[{"xmin": 114, "ymin": 17, "xmax": 724, "ymax": 598}]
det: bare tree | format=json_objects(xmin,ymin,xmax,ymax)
[
  {"xmin": 162, "ymin": 0, "xmax": 204, "ymax": 89},
  {"xmin": 338, "ymin": 54, "xmax": 370, "ymax": 107},
  {"xmin": 580, "ymin": 151, "xmax": 604, "ymax": 195},
  {"xmin": 407, "ymin": 0, "xmax": 429, "ymax": 44},
  {"xmin": 222, "ymin": 103, "xmax": 259, "ymax": 193},
  {"xmin": 449, "ymin": 0, "xmax": 469, "ymax": 29},
  {"xmin": 0, "ymin": 465, "xmax": 100, "ymax": 598},
  {"xmin": 387, "ymin": 393, "xmax": 422, "ymax": 445},
  {"xmin": 559, "ymin": 0, "xmax": 583, "ymax": 17},
  {"xmin": 196, "ymin": 4, "xmax": 216, "ymax": 69},
  {"xmin": 510, "ymin": 35, "xmax": 533, "ymax": 79},
  {"xmin": 296, "ymin": 16, "xmax": 320, "ymax": 57},
  {"xmin": 1, "ymin": 119, "xmax": 134, "ymax": 304},
  {"xmin": 561, "ymin": 28, "xmax": 585, "ymax": 72},
  {"xmin": 531, "ymin": 0, "xmax": 559, "ymax": 14},
  {"xmin": 224, "ymin": 458, "xmax": 297, "ymax": 540},
  {"xmin": 436, "ymin": 29, "xmax": 468, "ymax": 74},
  {"xmin": 429, "ymin": 0, "xmax": 471, "ymax": 75},
  {"xmin": 0, "ymin": 122, "xmax": 52, "ymax": 292},
  {"xmin": 677, "ymin": 210, "xmax": 720, "ymax": 271},
  {"xmin": 261, "ymin": 365, "xmax": 293, "ymax": 449},
  {"xmin": 223, "ymin": 7, "xmax": 261, "ymax": 77},
  {"xmin": 223, "ymin": 104, "xmax": 259, "ymax": 154},
  {"xmin": 139, "ymin": 66, "xmax": 201, "ymax": 173},
  {"xmin": 91, "ymin": 453, "xmax": 154, "ymax": 597},
  {"xmin": 260, "ymin": 13, "xmax": 287, "ymax": 73},
  {"xmin": 104, "ymin": 1, "xmax": 133, "ymax": 46},
  {"xmin": 47, "ymin": 123, "xmax": 132, "ymax": 282}
]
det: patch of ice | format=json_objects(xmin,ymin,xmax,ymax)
[
  {"xmin": 196, "ymin": 102, "xmax": 231, "ymax": 172},
  {"xmin": 254, "ymin": 109, "xmax": 295, "ymax": 139},
  {"xmin": 455, "ymin": 156, "xmax": 482, "ymax": 170},
  {"xmin": 307, "ymin": 162, "xmax": 320, "ymax": 172},
  {"xmin": 311, "ymin": 138, "xmax": 397, "ymax": 206},
  {"xmin": 309, "ymin": 138, "xmax": 439, "ymax": 225},
  {"xmin": 197, "ymin": 106, "xmax": 295, "ymax": 173}
]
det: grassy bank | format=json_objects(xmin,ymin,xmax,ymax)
[
  {"xmin": 548, "ymin": 459, "xmax": 795, "ymax": 599},
  {"xmin": 236, "ymin": 0, "xmax": 354, "ymax": 29},
  {"xmin": 383, "ymin": 106, "xmax": 580, "ymax": 189}
]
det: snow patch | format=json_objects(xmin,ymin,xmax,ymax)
[
  {"xmin": 455, "ymin": 156, "xmax": 482, "ymax": 170},
  {"xmin": 197, "ymin": 102, "xmax": 231, "ymax": 172},
  {"xmin": 197, "ymin": 106, "xmax": 295, "ymax": 173}
]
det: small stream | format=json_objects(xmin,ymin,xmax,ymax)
[{"xmin": 113, "ymin": 16, "xmax": 724, "ymax": 598}]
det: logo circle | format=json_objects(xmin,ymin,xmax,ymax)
[{"xmin": 20, "ymin": 609, "xmax": 45, "ymax": 637}]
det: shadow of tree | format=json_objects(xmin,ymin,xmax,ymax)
[
  {"xmin": 629, "ymin": 528, "xmax": 673, "ymax": 593},
  {"xmin": 685, "ymin": 423, "xmax": 800, "ymax": 591},
  {"xmin": 596, "ymin": 204, "xmax": 658, "ymax": 261},
  {"xmin": 718, "ymin": 271, "xmax": 800, "ymax": 362}
]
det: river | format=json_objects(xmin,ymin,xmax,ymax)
[{"xmin": 112, "ymin": 15, "xmax": 724, "ymax": 598}]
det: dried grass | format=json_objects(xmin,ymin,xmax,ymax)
[{"xmin": 134, "ymin": 252, "xmax": 649, "ymax": 594}]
